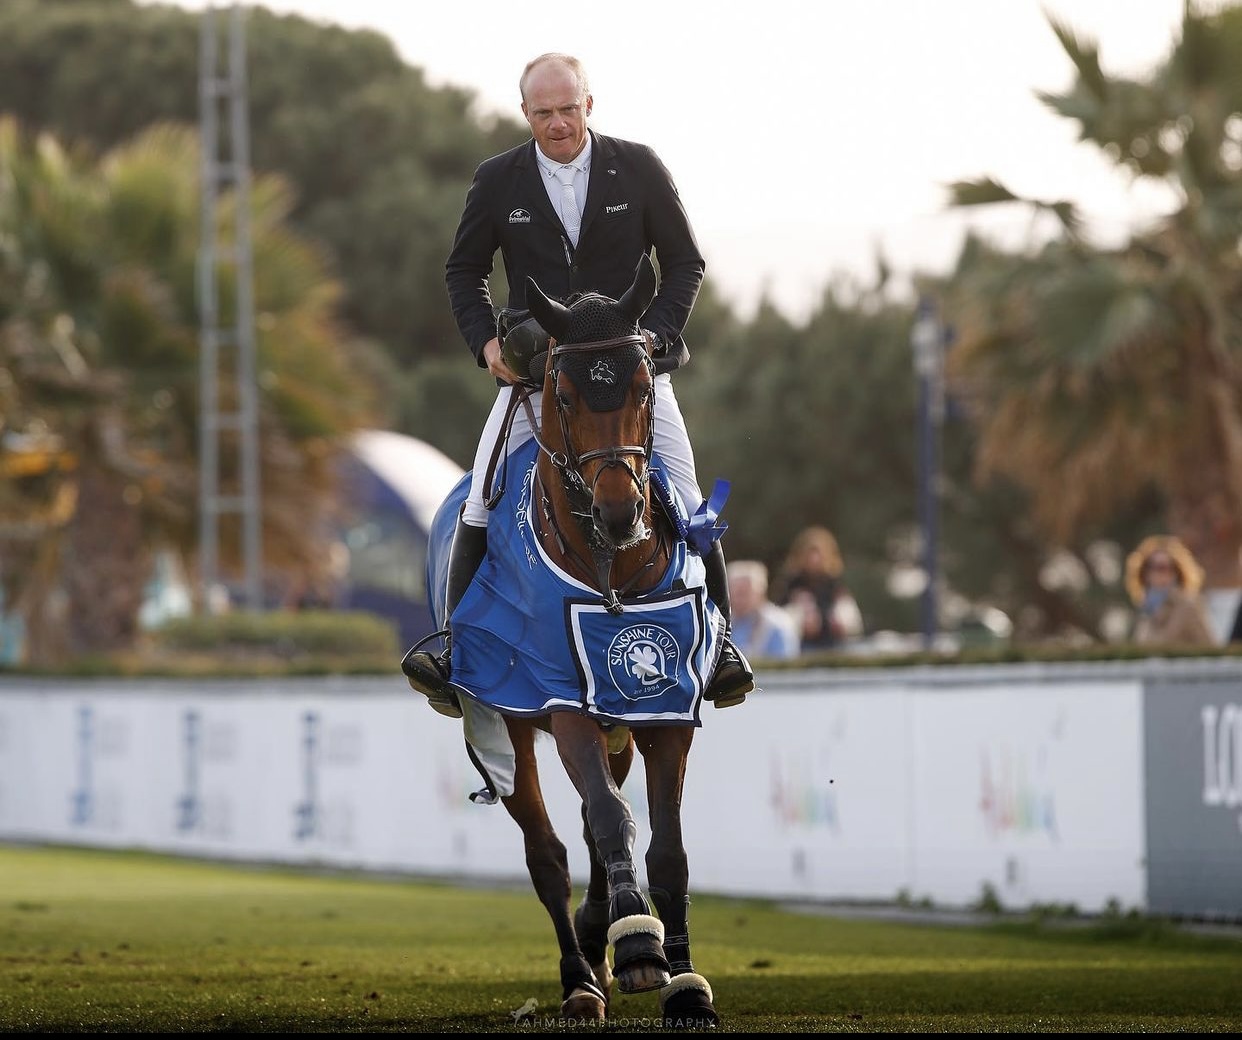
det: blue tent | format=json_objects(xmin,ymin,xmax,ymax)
[{"xmin": 338, "ymin": 430, "xmax": 465, "ymax": 649}]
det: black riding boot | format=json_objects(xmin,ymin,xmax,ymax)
[
  {"xmin": 702, "ymin": 542, "xmax": 755, "ymax": 708},
  {"xmin": 401, "ymin": 517, "xmax": 488, "ymax": 718}
]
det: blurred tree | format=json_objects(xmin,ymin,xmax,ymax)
[
  {"xmin": 0, "ymin": 0, "xmax": 528, "ymax": 374},
  {"xmin": 678, "ymin": 279, "xmax": 959, "ymax": 635},
  {"xmin": 0, "ymin": 0, "xmax": 1193, "ymax": 647},
  {"xmin": 394, "ymin": 354, "xmax": 497, "ymax": 471},
  {"xmin": 0, "ymin": 119, "xmax": 375, "ymax": 659},
  {"xmin": 947, "ymin": 3, "xmax": 1242, "ymax": 586},
  {"xmin": 675, "ymin": 270, "xmax": 1157, "ymax": 641}
]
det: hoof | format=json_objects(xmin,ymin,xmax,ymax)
[
  {"xmin": 561, "ymin": 986, "xmax": 606, "ymax": 1022},
  {"xmin": 609, "ymin": 915, "xmax": 670, "ymax": 994},
  {"xmin": 617, "ymin": 958, "xmax": 671, "ymax": 994},
  {"xmin": 661, "ymin": 973, "xmax": 718, "ymax": 1029}
]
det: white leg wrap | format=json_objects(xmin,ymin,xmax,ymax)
[
  {"xmin": 659, "ymin": 972, "xmax": 713, "ymax": 1007},
  {"xmin": 607, "ymin": 914, "xmax": 664, "ymax": 945}
]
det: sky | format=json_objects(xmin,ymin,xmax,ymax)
[{"xmin": 152, "ymin": 0, "xmax": 1214, "ymax": 320}]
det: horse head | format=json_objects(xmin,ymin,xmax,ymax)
[{"xmin": 526, "ymin": 256, "xmax": 658, "ymax": 554}]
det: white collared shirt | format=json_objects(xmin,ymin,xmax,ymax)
[{"xmin": 535, "ymin": 136, "xmax": 592, "ymax": 243}]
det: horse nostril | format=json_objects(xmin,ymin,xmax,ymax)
[{"xmin": 592, "ymin": 499, "xmax": 643, "ymax": 542}]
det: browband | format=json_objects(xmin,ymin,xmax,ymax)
[{"xmin": 550, "ymin": 335, "xmax": 647, "ymax": 358}]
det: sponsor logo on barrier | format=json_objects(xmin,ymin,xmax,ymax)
[
  {"xmin": 68, "ymin": 704, "xmax": 125, "ymax": 831},
  {"xmin": 0, "ymin": 710, "xmax": 7, "ymax": 818},
  {"xmin": 293, "ymin": 711, "xmax": 320, "ymax": 841},
  {"xmin": 1201, "ymin": 704, "xmax": 1242, "ymax": 830},
  {"xmin": 70, "ymin": 706, "xmax": 94, "ymax": 827},
  {"xmin": 174, "ymin": 709, "xmax": 236, "ymax": 839},
  {"xmin": 292, "ymin": 711, "xmax": 359, "ymax": 846},
  {"xmin": 769, "ymin": 752, "xmax": 838, "ymax": 831},
  {"xmin": 175, "ymin": 709, "xmax": 202, "ymax": 832},
  {"xmin": 979, "ymin": 746, "xmax": 1058, "ymax": 841}
]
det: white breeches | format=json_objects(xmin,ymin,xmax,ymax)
[{"xmin": 461, "ymin": 373, "xmax": 702, "ymax": 527}]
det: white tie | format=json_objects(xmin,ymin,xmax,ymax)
[{"xmin": 555, "ymin": 166, "xmax": 581, "ymax": 246}]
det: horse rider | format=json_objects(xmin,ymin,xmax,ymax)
[{"xmin": 402, "ymin": 52, "xmax": 754, "ymax": 715}]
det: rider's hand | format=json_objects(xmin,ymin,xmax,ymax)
[{"xmin": 482, "ymin": 337, "xmax": 521, "ymax": 385}]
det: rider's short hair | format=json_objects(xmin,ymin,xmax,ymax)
[{"xmin": 520, "ymin": 53, "xmax": 590, "ymax": 102}]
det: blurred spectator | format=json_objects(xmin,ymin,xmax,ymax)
[
  {"xmin": 1229, "ymin": 544, "xmax": 1242, "ymax": 644},
  {"xmin": 726, "ymin": 560, "xmax": 800, "ymax": 660},
  {"xmin": 1124, "ymin": 535, "xmax": 1216, "ymax": 648},
  {"xmin": 771, "ymin": 526, "xmax": 864, "ymax": 652}
]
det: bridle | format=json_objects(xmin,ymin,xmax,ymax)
[
  {"xmin": 497, "ymin": 329, "xmax": 664, "ymax": 614},
  {"xmin": 547, "ymin": 334, "xmax": 655, "ymax": 505}
]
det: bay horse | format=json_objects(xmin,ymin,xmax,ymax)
[{"xmin": 424, "ymin": 255, "xmax": 721, "ymax": 1027}]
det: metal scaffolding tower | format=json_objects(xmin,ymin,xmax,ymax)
[{"xmin": 197, "ymin": 2, "xmax": 262, "ymax": 611}]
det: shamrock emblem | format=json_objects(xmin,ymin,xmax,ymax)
[{"xmin": 628, "ymin": 643, "xmax": 664, "ymax": 683}]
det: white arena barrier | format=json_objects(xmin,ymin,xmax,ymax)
[{"xmin": 1, "ymin": 658, "xmax": 1238, "ymax": 917}]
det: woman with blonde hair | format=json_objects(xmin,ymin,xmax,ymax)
[
  {"xmin": 771, "ymin": 526, "xmax": 863, "ymax": 651},
  {"xmin": 1125, "ymin": 535, "xmax": 1216, "ymax": 648}
]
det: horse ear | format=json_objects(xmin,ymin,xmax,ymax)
[
  {"xmin": 526, "ymin": 277, "xmax": 571, "ymax": 341},
  {"xmin": 615, "ymin": 254, "xmax": 657, "ymax": 325}
]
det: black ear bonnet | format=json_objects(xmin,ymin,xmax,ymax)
[{"xmin": 552, "ymin": 293, "xmax": 648, "ymax": 412}]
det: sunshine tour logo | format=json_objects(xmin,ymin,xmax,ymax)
[{"xmin": 607, "ymin": 623, "xmax": 681, "ymax": 700}]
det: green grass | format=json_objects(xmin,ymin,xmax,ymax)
[{"xmin": 1, "ymin": 846, "xmax": 1240, "ymax": 1032}]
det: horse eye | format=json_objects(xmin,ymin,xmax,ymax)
[{"xmin": 556, "ymin": 391, "xmax": 575, "ymax": 411}]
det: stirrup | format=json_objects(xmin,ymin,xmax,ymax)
[
  {"xmin": 704, "ymin": 636, "xmax": 754, "ymax": 709},
  {"xmin": 401, "ymin": 632, "xmax": 463, "ymax": 719}
]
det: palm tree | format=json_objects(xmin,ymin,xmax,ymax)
[
  {"xmin": 0, "ymin": 119, "xmax": 375, "ymax": 660},
  {"xmin": 945, "ymin": 2, "xmax": 1242, "ymax": 585}
]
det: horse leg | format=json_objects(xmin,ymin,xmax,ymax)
[
  {"xmin": 549, "ymin": 712, "xmax": 670, "ymax": 994},
  {"xmin": 574, "ymin": 728, "xmax": 634, "ymax": 1004},
  {"xmin": 634, "ymin": 726, "xmax": 719, "ymax": 1029},
  {"xmin": 501, "ymin": 719, "xmax": 606, "ymax": 1022}
]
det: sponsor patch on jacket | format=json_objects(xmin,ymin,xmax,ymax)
[
  {"xmin": 509, "ymin": 208, "xmax": 532, "ymax": 223},
  {"xmin": 605, "ymin": 203, "xmax": 629, "ymax": 214}
]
